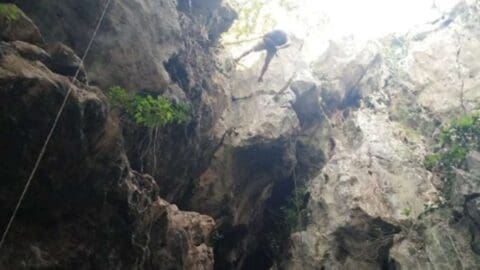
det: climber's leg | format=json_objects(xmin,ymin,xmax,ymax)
[{"xmin": 258, "ymin": 49, "xmax": 275, "ymax": 82}]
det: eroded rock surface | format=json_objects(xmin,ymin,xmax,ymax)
[
  {"xmin": 1, "ymin": 0, "xmax": 480, "ymax": 270},
  {"xmin": 0, "ymin": 9, "xmax": 215, "ymax": 270},
  {"xmin": 285, "ymin": 2, "xmax": 480, "ymax": 269}
]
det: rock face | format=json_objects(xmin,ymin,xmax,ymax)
[
  {"xmin": 285, "ymin": 2, "xmax": 480, "ymax": 269},
  {"xmin": 0, "ymin": 5, "xmax": 215, "ymax": 270},
  {"xmin": 15, "ymin": 0, "xmax": 235, "ymax": 91},
  {"xmin": 12, "ymin": 0, "xmax": 236, "ymax": 204},
  {"xmin": 0, "ymin": 3, "xmax": 43, "ymax": 45},
  {"xmin": 1, "ymin": 0, "xmax": 480, "ymax": 270}
]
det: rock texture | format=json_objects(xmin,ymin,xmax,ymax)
[
  {"xmin": 0, "ymin": 3, "xmax": 43, "ymax": 45},
  {"xmin": 1, "ymin": 0, "xmax": 480, "ymax": 270},
  {"xmin": 0, "ymin": 5, "xmax": 215, "ymax": 270},
  {"xmin": 14, "ymin": 0, "xmax": 237, "ymax": 206},
  {"xmin": 285, "ymin": 2, "xmax": 480, "ymax": 269}
]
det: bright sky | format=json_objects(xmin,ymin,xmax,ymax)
[
  {"xmin": 225, "ymin": 0, "xmax": 463, "ymax": 62},
  {"xmin": 274, "ymin": 0, "xmax": 461, "ymax": 39}
]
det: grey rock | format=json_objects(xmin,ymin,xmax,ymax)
[{"xmin": 0, "ymin": 4, "xmax": 43, "ymax": 45}]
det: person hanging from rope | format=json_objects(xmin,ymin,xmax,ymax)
[{"xmin": 235, "ymin": 30, "xmax": 289, "ymax": 82}]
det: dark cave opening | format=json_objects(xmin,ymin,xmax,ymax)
[
  {"xmin": 164, "ymin": 55, "xmax": 190, "ymax": 91},
  {"xmin": 333, "ymin": 211, "xmax": 401, "ymax": 270},
  {"xmin": 210, "ymin": 137, "xmax": 320, "ymax": 270},
  {"xmin": 241, "ymin": 176, "xmax": 300, "ymax": 270},
  {"xmin": 212, "ymin": 176, "xmax": 296, "ymax": 270},
  {"xmin": 212, "ymin": 174, "xmax": 309, "ymax": 270},
  {"xmin": 208, "ymin": 140, "xmax": 299, "ymax": 270}
]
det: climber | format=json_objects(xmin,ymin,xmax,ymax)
[{"xmin": 235, "ymin": 30, "xmax": 289, "ymax": 82}]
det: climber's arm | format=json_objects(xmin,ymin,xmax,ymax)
[
  {"xmin": 236, "ymin": 41, "xmax": 266, "ymax": 62},
  {"xmin": 235, "ymin": 48, "xmax": 254, "ymax": 62}
]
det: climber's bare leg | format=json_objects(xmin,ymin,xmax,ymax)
[{"xmin": 258, "ymin": 50, "xmax": 275, "ymax": 82}]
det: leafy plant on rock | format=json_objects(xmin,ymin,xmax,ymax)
[
  {"xmin": 424, "ymin": 112, "xmax": 480, "ymax": 197},
  {"xmin": 0, "ymin": 4, "xmax": 21, "ymax": 21},
  {"xmin": 107, "ymin": 86, "xmax": 190, "ymax": 128},
  {"xmin": 281, "ymin": 187, "xmax": 309, "ymax": 233}
]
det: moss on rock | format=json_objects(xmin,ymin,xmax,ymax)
[{"xmin": 0, "ymin": 4, "xmax": 21, "ymax": 21}]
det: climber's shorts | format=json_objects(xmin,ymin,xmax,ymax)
[{"xmin": 253, "ymin": 38, "xmax": 277, "ymax": 53}]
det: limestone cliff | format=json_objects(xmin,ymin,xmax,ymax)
[
  {"xmin": 0, "ymin": 0, "xmax": 479, "ymax": 270},
  {"xmin": 283, "ymin": 2, "xmax": 480, "ymax": 269},
  {"xmin": 0, "ymin": 1, "xmax": 226, "ymax": 269}
]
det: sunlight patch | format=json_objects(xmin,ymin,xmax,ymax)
[{"xmin": 223, "ymin": 0, "xmax": 462, "ymax": 62}]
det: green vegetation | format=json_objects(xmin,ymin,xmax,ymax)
[
  {"xmin": 107, "ymin": 86, "xmax": 190, "ymax": 128},
  {"xmin": 281, "ymin": 187, "xmax": 309, "ymax": 232},
  {"xmin": 402, "ymin": 207, "xmax": 412, "ymax": 217},
  {"xmin": 0, "ymin": 4, "xmax": 21, "ymax": 21},
  {"xmin": 424, "ymin": 153, "xmax": 441, "ymax": 170},
  {"xmin": 424, "ymin": 112, "xmax": 480, "ymax": 196},
  {"xmin": 265, "ymin": 186, "xmax": 309, "ymax": 260}
]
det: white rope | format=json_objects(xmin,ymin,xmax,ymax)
[{"xmin": 0, "ymin": 0, "xmax": 113, "ymax": 250}]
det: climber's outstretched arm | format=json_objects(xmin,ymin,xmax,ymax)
[
  {"xmin": 236, "ymin": 41, "xmax": 266, "ymax": 62},
  {"xmin": 258, "ymin": 49, "xmax": 275, "ymax": 82},
  {"xmin": 235, "ymin": 48, "xmax": 254, "ymax": 62}
]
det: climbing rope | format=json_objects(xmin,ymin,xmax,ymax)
[{"xmin": 0, "ymin": 0, "xmax": 113, "ymax": 250}]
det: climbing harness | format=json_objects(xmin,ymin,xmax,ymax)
[{"xmin": 0, "ymin": 0, "xmax": 113, "ymax": 250}]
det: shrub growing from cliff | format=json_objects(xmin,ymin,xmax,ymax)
[
  {"xmin": 0, "ymin": 4, "xmax": 22, "ymax": 21},
  {"xmin": 0, "ymin": 4, "xmax": 21, "ymax": 21},
  {"xmin": 424, "ymin": 112, "xmax": 480, "ymax": 195},
  {"xmin": 264, "ymin": 186, "xmax": 310, "ymax": 261},
  {"xmin": 281, "ymin": 187, "xmax": 309, "ymax": 232},
  {"xmin": 107, "ymin": 86, "xmax": 190, "ymax": 128}
]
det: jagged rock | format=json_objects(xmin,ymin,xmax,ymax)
[
  {"xmin": 465, "ymin": 196, "xmax": 480, "ymax": 254},
  {"xmin": 2, "ymin": 1, "xmax": 480, "ymax": 270},
  {"xmin": 0, "ymin": 15, "xmax": 214, "ymax": 269},
  {"xmin": 46, "ymin": 42, "xmax": 86, "ymax": 82},
  {"xmin": 392, "ymin": 150, "xmax": 480, "ymax": 270},
  {"xmin": 9, "ymin": 40, "xmax": 49, "ymax": 62},
  {"xmin": 14, "ymin": 0, "xmax": 237, "ymax": 205},
  {"xmin": 286, "ymin": 2, "xmax": 480, "ymax": 269},
  {"xmin": 290, "ymin": 81, "xmax": 323, "ymax": 128},
  {"xmin": 286, "ymin": 109, "xmax": 436, "ymax": 269},
  {"xmin": 313, "ymin": 39, "xmax": 382, "ymax": 112},
  {"xmin": 184, "ymin": 41, "xmax": 316, "ymax": 269},
  {"xmin": 466, "ymin": 151, "xmax": 480, "ymax": 177},
  {"xmin": 389, "ymin": 206, "xmax": 480, "ymax": 270},
  {"xmin": 0, "ymin": 3, "xmax": 43, "ymax": 45},
  {"xmin": 125, "ymin": 178, "xmax": 216, "ymax": 270},
  {"xmin": 15, "ymin": 0, "xmax": 178, "ymax": 91},
  {"xmin": 15, "ymin": 0, "xmax": 234, "ymax": 93}
]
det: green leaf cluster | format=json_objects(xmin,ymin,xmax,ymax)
[
  {"xmin": 107, "ymin": 86, "xmax": 190, "ymax": 128},
  {"xmin": 401, "ymin": 207, "xmax": 412, "ymax": 217},
  {"xmin": 424, "ymin": 112, "xmax": 480, "ymax": 194},
  {"xmin": 280, "ymin": 187, "xmax": 309, "ymax": 233},
  {"xmin": 0, "ymin": 4, "xmax": 21, "ymax": 21},
  {"xmin": 424, "ymin": 153, "xmax": 441, "ymax": 170}
]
